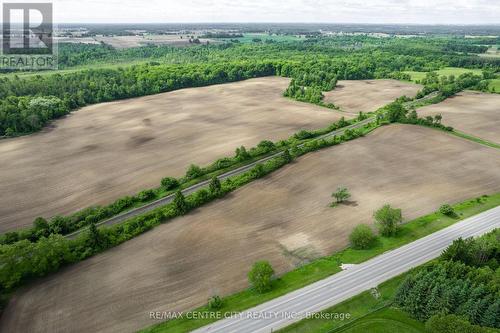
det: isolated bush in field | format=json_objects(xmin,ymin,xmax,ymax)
[
  {"xmin": 161, "ymin": 177, "xmax": 179, "ymax": 190},
  {"xmin": 173, "ymin": 191, "xmax": 188, "ymax": 215},
  {"xmin": 186, "ymin": 164, "xmax": 204, "ymax": 179},
  {"xmin": 349, "ymin": 224, "xmax": 376, "ymax": 249},
  {"xmin": 207, "ymin": 295, "xmax": 223, "ymax": 310},
  {"xmin": 209, "ymin": 176, "xmax": 222, "ymax": 196},
  {"xmin": 439, "ymin": 204, "xmax": 456, "ymax": 217},
  {"xmin": 248, "ymin": 261, "xmax": 275, "ymax": 293},
  {"xmin": 374, "ymin": 204, "xmax": 402, "ymax": 236},
  {"xmin": 331, "ymin": 186, "xmax": 351, "ymax": 205}
]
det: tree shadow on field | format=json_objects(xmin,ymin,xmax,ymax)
[{"xmin": 329, "ymin": 200, "xmax": 358, "ymax": 208}]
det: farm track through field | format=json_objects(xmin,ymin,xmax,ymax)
[{"xmin": 66, "ymin": 117, "xmax": 375, "ymax": 238}]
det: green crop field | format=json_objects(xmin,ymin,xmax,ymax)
[{"xmin": 403, "ymin": 67, "xmax": 483, "ymax": 82}]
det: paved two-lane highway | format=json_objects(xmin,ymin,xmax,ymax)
[{"xmin": 193, "ymin": 205, "xmax": 500, "ymax": 333}]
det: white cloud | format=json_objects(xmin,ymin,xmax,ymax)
[{"xmin": 48, "ymin": 0, "xmax": 500, "ymax": 24}]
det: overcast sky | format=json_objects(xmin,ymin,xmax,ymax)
[{"xmin": 19, "ymin": 0, "xmax": 500, "ymax": 24}]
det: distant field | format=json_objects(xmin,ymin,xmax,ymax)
[
  {"xmin": 0, "ymin": 76, "xmax": 346, "ymax": 232},
  {"xmin": 479, "ymin": 45, "xmax": 500, "ymax": 58},
  {"xmin": 3, "ymin": 125, "xmax": 500, "ymax": 333},
  {"xmin": 225, "ymin": 33, "xmax": 305, "ymax": 43},
  {"xmin": 403, "ymin": 67, "xmax": 483, "ymax": 82},
  {"xmin": 417, "ymin": 90, "xmax": 500, "ymax": 144},
  {"xmin": 323, "ymin": 79, "xmax": 422, "ymax": 114},
  {"xmin": 0, "ymin": 61, "xmax": 146, "ymax": 79},
  {"xmin": 56, "ymin": 34, "xmax": 217, "ymax": 49}
]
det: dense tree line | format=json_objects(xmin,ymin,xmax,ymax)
[
  {"xmin": 0, "ymin": 61, "xmax": 277, "ymax": 135},
  {"xmin": 0, "ymin": 116, "xmax": 356, "ymax": 245},
  {"xmin": 395, "ymin": 229, "xmax": 500, "ymax": 329},
  {"xmin": 0, "ymin": 121, "xmax": 373, "ymax": 297},
  {"xmin": 417, "ymin": 71, "xmax": 486, "ymax": 98},
  {"xmin": 1, "ymin": 35, "xmax": 499, "ymax": 136},
  {"xmin": 442, "ymin": 41, "xmax": 489, "ymax": 54}
]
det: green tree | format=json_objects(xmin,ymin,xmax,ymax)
[
  {"xmin": 235, "ymin": 146, "xmax": 250, "ymax": 161},
  {"xmin": 137, "ymin": 189, "xmax": 155, "ymax": 202},
  {"xmin": 349, "ymin": 224, "xmax": 376, "ymax": 249},
  {"xmin": 250, "ymin": 164, "xmax": 265, "ymax": 178},
  {"xmin": 161, "ymin": 177, "xmax": 179, "ymax": 190},
  {"xmin": 374, "ymin": 204, "xmax": 402, "ymax": 236},
  {"xmin": 434, "ymin": 114, "xmax": 443, "ymax": 124},
  {"xmin": 186, "ymin": 164, "xmax": 203, "ymax": 179},
  {"xmin": 440, "ymin": 238, "xmax": 472, "ymax": 264},
  {"xmin": 281, "ymin": 149, "xmax": 293, "ymax": 163},
  {"xmin": 33, "ymin": 217, "xmax": 50, "ymax": 238},
  {"xmin": 173, "ymin": 191, "xmax": 188, "ymax": 215},
  {"xmin": 332, "ymin": 186, "xmax": 351, "ymax": 204},
  {"xmin": 248, "ymin": 261, "xmax": 275, "ymax": 293},
  {"xmin": 207, "ymin": 295, "xmax": 223, "ymax": 310},
  {"xmin": 481, "ymin": 300, "xmax": 500, "ymax": 328},
  {"xmin": 426, "ymin": 314, "xmax": 489, "ymax": 333},
  {"xmin": 209, "ymin": 176, "xmax": 222, "ymax": 196},
  {"xmin": 385, "ymin": 101, "xmax": 407, "ymax": 123},
  {"xmin": 87, "ymin": 222, "xmax": 103, "ymax": 251},
  {"xmin": 439, "ymin": 204, "xmax": 456, "ymax": 217}
]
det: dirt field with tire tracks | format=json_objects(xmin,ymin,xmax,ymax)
[
  {"xmin": 323, "ymin": 79, "xmax": 422, "ymax": 114},
  {"xmin": 2, "ymin": 124, "xmax": 500, "ymax": 333},
  {"xmin": 418, "ymin": 90, "xmax": 500, "ymax": 144},
  {"xmin": 0, "ymin": 76, "xmax": 348, "ymax": 232}
]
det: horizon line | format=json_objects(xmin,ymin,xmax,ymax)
[{"xmin": 53, "ymin": 22, "xmax": 500, "ymax": 26}]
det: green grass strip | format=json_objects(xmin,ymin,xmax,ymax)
[
  {"xmin": 450, "ymin": 130, "xmax": 500, "ymax": 150},
  {"xmin": 140, "ymin": 193, "xmax": 500, "ymax": 333},
  {"xmin": 278, "ymin": 275, "xmax": 414, "ymax": 333}
]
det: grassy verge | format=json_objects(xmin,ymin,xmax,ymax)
[
  {"xmin": 278, "ymin": 275, "xmax": 422, "ymax": 333},
  {"xmin": 141, "ymin": 193, "xmax": 500, "ymax": 333},
  {"xmin": 333, "ymin": 307, "xmax": 425, "ymax": 333},
  {"xmin": 450, "ymin": 130, "xmax": 500, "ymax": 149},
  {"xmin": 487, "ymin": 78, "xmax": 500, "ymax": 92}
]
